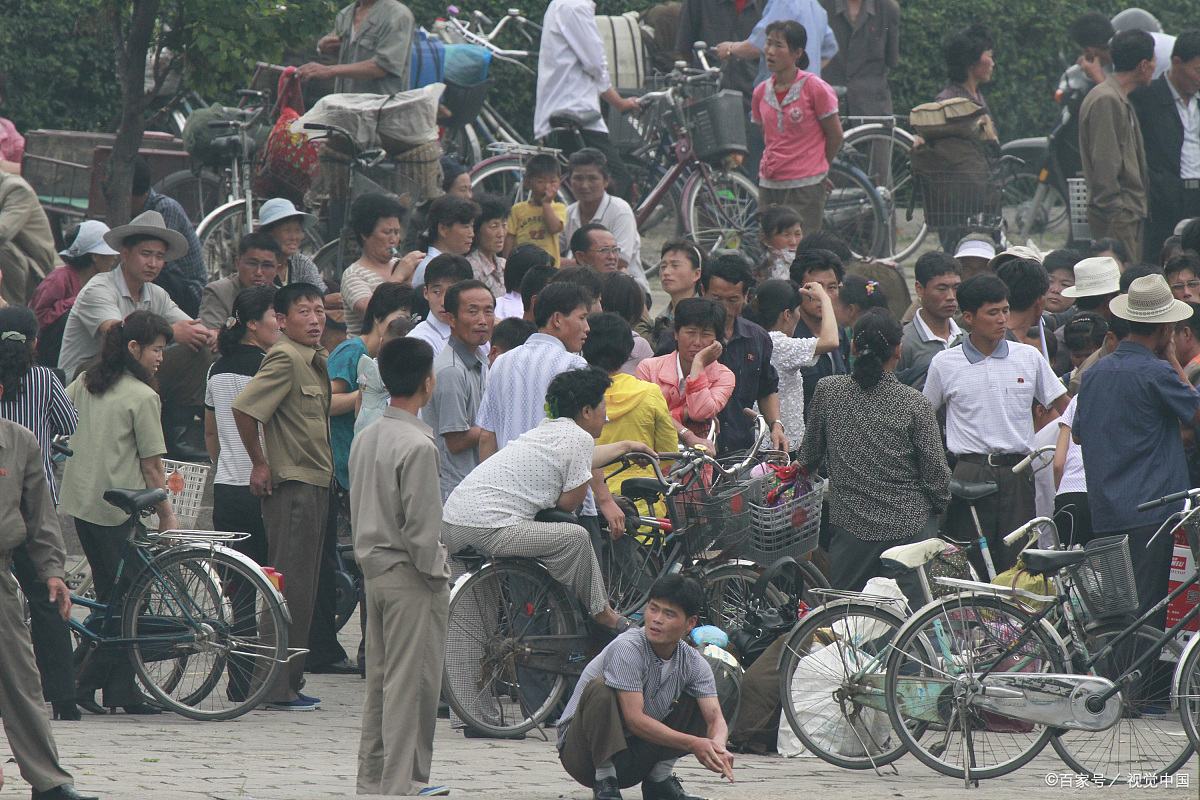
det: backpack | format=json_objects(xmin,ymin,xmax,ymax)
[
  {"xmin": 182, "ymin": 104, "xmax": 268, "ymax": 168},
  {"xmin": 410, "ymin": 31, "xmax": 446, "ymax": 89}
]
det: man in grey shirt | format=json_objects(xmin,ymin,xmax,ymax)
[
  {"xmin": 423, "ymin": 280, "xmax": 495, "ymax": 499},
  {"xmin": 897, "ymin": 251, "xmax": 963, "ymax": 390},
  {"xmin": 298, "ymin": 0, "xmax": 415, "ymax": 95}
]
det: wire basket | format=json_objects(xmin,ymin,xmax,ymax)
[
  {"xmin": 913, "ymin": 169, "xmax": 1003, "ymax": 232},
  {"xmin": 739, "ymin": 477, "xmax": 825, "ymax": 565},
  {"xmin": 146, "ymin": 460, "xmax": 210, "ymax": 531},
  {"xmin": 678, "ymin": 89, "xmax": 748, "ymax": 164},
  {"xmin": 1065, "ymin": 535, "xmax": 1139, "ymax": 620},
  {"xmin": 675, "ymin": 477, "xmax": 762, "ymax": 557},
  {"xmin": 1067, "ymin": 177, "xmax": 1091, "ymax": 241},
  {"xmin": 441, "ymin": 78, "xmax": 493, "ymax": 130}
]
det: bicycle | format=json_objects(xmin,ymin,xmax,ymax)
[
  {"xmin": 69, "ymin": 486, "xmax": 294, "ymax": 721},
  {"xmin": 882, "ymin": 495, "xmax": 1200, "ymax": 785}
]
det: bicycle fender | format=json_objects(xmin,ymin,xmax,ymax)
[
  {"xmin": 1172, "ymin": 626, "xmax": 1200, "ymax": 698},
  {"xmin": 999, "ymin": 137, "xmax": 1049, "ymax": 168},
  {"xmin": 970, "ymin": 673, "xmax": 1120, "ymax": 731},
  {"xmin": 195, "ymin": 199, "xmax": 248, "ymax": 240},
  {"xmin": 165, "ymin": 542, "xmax": 292, "ymax": 626},
  {"xmin": 447, "ymin": 557, "xmax": 559, "ymax": 604}
]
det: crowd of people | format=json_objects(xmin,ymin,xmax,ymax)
[{"xmin": 2, "ymin": 1, "xmax": 1200, "ymax": 800}]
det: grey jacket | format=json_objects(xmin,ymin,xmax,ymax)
[{"xmin": 1079, "ymin": 74, "xmax": 1148, "ymax": 219}]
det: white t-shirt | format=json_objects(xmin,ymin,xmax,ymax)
[
  {"xmin": 1031, "ymin": 421, "xmax": 1058, "ymax": 524},
  {"xmin": 768, "ymin": 330, "xmax": 818, "ymax": 447},
  {"xmin": 1056, "ymin": 396, "xmax": 1087, "ymax": 496},
  {"xmin": 442, "ymin": 416, "xmax": 594, "ymax": 528}
]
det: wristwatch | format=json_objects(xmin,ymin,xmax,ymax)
[{"xmin": 770, "ymin": 420, "xmax": 784, "ymax": 429}]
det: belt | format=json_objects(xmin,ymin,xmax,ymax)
[
  {"xmin": 957, "ymin": 452, "xmax": 1025, "ymax": 467},
  {"xmin": 1184, "ymin": 179, "xmax": 1200, "ymax": 191}
]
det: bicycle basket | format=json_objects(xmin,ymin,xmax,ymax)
[
  {"xmin": 441, "ymin": 78, "xmax": 493, "ymax": 131},
  {"xmin": 676, "ymin": 476, "xmax": 762, "ymax": 556},
  {"xmin": 145, "ymin": 460, "xmax": 210, "ymax": 531},
  {"xmin": 1065, "ymin": 535, "xmax": 1139, "ymax": 619},
  {"xmin": 679, "ymin": 90, "xmax": 747, "ymax": 164},
  {"xmin": 911, "ymin": 167, "xmax": 1002, "ymax": 232},
  {"xmin": 741, "ymin": 474, "xmax": 824, "ymax": 565}
]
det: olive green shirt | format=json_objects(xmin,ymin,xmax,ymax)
[
  {"xmin": 0, "ymin": 419, "xmax": 66, "ymax": 581},
  {"xmin": 232, "ymin": 333, "xmax": 333, "ymax": 488},
  {"xmin": 331, "ymin": 0, "xmax": 415, "ymax": 95},
  {"xmin": 59, "ymin": 373, "xmax": 167, "ymax": 527}
]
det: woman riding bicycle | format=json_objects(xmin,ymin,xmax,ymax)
[{"xmin": 441, "ymin": 367, "xmax": 656, "ymax": 633}]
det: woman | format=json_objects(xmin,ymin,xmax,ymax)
[
  {"xmin": 651, "ymin": 239, "xmax": 704, "ymax": 348},
  {"xmin": 838, "ymin": 275, "xmax": 891, "ymax": 329},
  {"xmin": 465, "ymin": 193, "xmax": 509, "ymax": 297},
  {"xmin": 340, "ymin": 193, "xmax": 424, "ymax": 336},
  {"xmin": 751, "ymin": 20, "xmax": 843, "ymax": 241},
  {"xmin": 442, "ymin": 367, "xmax": 655, "ymax": 631},
  {"xmin": 257, "ymin": 197, "xmax": 327, "ymax": 290},
  {"xmin": 412, "ymin": 193, "xmax": 480, "ymax": 287},
  {"xmin": 441, "ymin": 155, "xmax": 474, "ymax": 199},
  {"xmin": 59, "ymin": 311, "xmax": 181, "ymax": 715},
  {"xmin": 745, "ymin": 279, "xmax": 838, "ymax": 452},
  {"xmin": 758, "ymin": 204, "xmax": 804, "ymax": 282},
  {"xmin": 1053, "ymin": 395, "xmax": 1094, "ymax": 547},
  {"xmin": 0, "ymin": 306, "xmax": 79, "ymax": 720},
  {"xmin": 31, "ymin": 220, "xmax": 119, "ymax": 367},
  {"xmin": 327, "ymin": 282, "xmax": 413, "ymax": 492},
  {"xmin": 937, "ymin": 24, "xmax": 998, "ymax": 142},
  {"xmin": 636, "ymin": 297, "xmax": 734, "ymax": 451},
  {"xmin": 599, "ymin": 271, "xmax": 653, "ymax": 374},
  {"xmin": 798, "ymin": 309, "xmax": 951, "ymax": 609}
]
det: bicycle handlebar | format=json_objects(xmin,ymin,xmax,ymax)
[
  {"xmin": 1012, "ymin": 444, "xmax": 1057, "ymax": 474},
  {"xmin": 1138, "ymin": 488, "xmax": 1197, "ymax": 512},
  {"xmin": 1003, "ymin": 516, "xmax": 1055, "ymax": 547}
]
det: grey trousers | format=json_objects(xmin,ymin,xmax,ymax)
[
  {"xmin": 0, "ymin": 561, "xmax": 73, "ymax": 791},
  {"xmin": 261, "ymin": 480, "xmax": 330, "ymax": 702},
  {"xmin": 357, "ymin": 562, "xmax": 449, "ymax": 796}
]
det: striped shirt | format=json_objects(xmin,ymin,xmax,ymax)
[
  {"xmin": 556, "ymin": 627, "xmax": 717, "ymax": 748},
  {"xmin": 205, "ymin": 344, "xmax": 266, "ymax": 486},
  {"xmin": 0, "ymin": 366, "xmax": 77, "ymax": 503},
  {"xmin": 475, "ymin": 332, "xmax": 595, "ymax": 515}
]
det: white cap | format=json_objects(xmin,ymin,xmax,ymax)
[
  {"xmin": 954, "ymin": 239, "xmax": 996, "ymax": 261},
  {"xmin": 59, "ymin": 220, "xmax": 119, "ymax": 259}
]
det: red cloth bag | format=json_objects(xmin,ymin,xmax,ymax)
[{"xmin": 255, "ymin": 68, "xmax": 320, "ymax": 202}]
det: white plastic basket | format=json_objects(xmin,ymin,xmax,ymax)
[
  {"xmin": 146, "ymin": 459, "xmax": 210, "ymax": 531},
  {"xmin": 1067, "ymin": 178, "xmax": 1090, "ymax": 241}
]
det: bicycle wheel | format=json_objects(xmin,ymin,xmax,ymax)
[
  {"xmin": 824, "ymin": 162, "xmax": 888, "ymax": 261},
  {"xmin": 702, "ymin": 563, "xmax": 785, "ymax": 631},
  {"xmin": 1002, "ymin": 166, "xmax": 1070, "ymax": 253},
  {"xmin": 470, "ymin": 156, "xmax": 573, "ymax": 209},
  {"xmin": 779, "ymin": 600, "xmax": 913, "ymax": 769},
  {"xmin": 1177, "ymin": 633, "xmax": 1200, "ymax": 752},
  {"xmin": 122, "ymin": 546, "xmax": 289, "ymax": 721},
  {"xmin": 840, "ymin": 124, "xmax": 925, "ymax": 262},
  {"xmin": 766, "ymin": 557, "xmax": 830, "ymax": 610},
  {"xmin": 596, "ymin": 528, "xmax": 661, "ymax": 618},
  {"xmin": 681, "ymin": 168, "xmax": 761, "ymax": 267},
  {"xmin": 884, "ymin": 593, "xmax": 1068, "ymax": 780},
  {"xmin": 442, "ymin": 559, "xmax": 580, "ymax": 737},
  {"xmin": 156, "ymin": 168, "xmax": 226, "ymax": 226},
  {"xmin": 1051, "ymin": 622, "xmax": 1192, "ymax": 784},
  {"xmin": 198, "ymin": 200, "xmax": 325, "ymax": 283},
  {"xmin": 624, "ymin": 153, "xmax": 682, "ymax": 279}
]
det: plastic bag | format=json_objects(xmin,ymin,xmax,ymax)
[{"xmin": 290, "ymin": 85, "xmax": 442, "ymax": 152}]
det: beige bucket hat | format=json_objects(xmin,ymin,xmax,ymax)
[
  {"xmin": 1061, "ymin": 257, "xmax": 1121, "ymax": 298},
  {"xmin": 103, "ymin": 210, "xmax": 189, "ymax": 261},
  {"xmin": 1109, "ymin": 274, "xmax": 1194, "ymax": 324}
]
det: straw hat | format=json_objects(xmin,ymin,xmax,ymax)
[
  {"xmin": 103, "ymin": 210, "xmax": 189, "ymax": 261},
  {"xmin": 1060, "ymin": 257, "xmax": 1121, "ymax": 298},
  {"xmin": 258, "ymin": 197, "xmax": 317, "ymax": 230},
  {"xmin": 1109, "ymin": 274, "xmax": 1194, "ymax": 324}
]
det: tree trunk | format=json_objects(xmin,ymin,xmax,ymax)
[{"xmin": 101, "ymin": 0, "xmax": 161, "ymax": 227}]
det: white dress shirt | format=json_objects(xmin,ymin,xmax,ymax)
[
  {"xmin": 560, "ymin": 193, "xmax": 649, "ymax": 293},
  {"xmin": 534, "ymin": 0, "xmax": 612, "ymax": 140},
  {"xmin": 1168, "ymin": 75, "xmax": 1200, "ymax": 180},
  {"xmin": 407, "ymin": 315, "xmax": 489, "ymax": 361}
]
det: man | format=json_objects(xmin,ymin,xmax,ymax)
[
  {"xmin": 569, "ymin": 223, "xmax": 621, "ymax": 275},
  {"xmin": 897, "ymin": 251, "xmax": 962, "ymax": 390},
  {"xmin": 1167, "ymin": 252, "xmax": 1200, "ymax": 304},
  {"xmin": 678, "ymin": 0, "xmax": 762, "ymax": 101},
  {"xmin": 407, "ymin": 254, "xmax": 483, "ymax": 358},
  {"xmin": 476, "ymin": 281, "xmax": 627, "ymax": 541},
  {"xmin": 0, "ymin": 167, "xmax": 58, "ymax": 305},
  {"xmin": 790, "ymin": 248, "xmax": 850, "ymax": 410},
  {"xmin": 300, "ymin": 0, "xmax": 415, "ymax": 95},
  {"xmin": 198, "ymin": 233, "xmax": 282, "ymax": 331},
  {"xmin": 422, "ymin": 279, "xmax": 495, "ymax": 500},
  {"xmin": 1174, "ymin": 301, "xmax": 1200, "ymax": 385},
  {"xmin": 533, "ymin": 0, "xmax": 638, "ymax": 200},
  {"xmin": 130, "ymin": 159, "xmax": 205, "ymax": 317},
  {"xmin": 820, "ymin": 0, "xmax": 899, "ymax": 117},
  {"xmin": 350, "ymin": 337, "xmax": 450, "ymax": 798},
  {"xmin": 719, "ymin": 0, "xmax": 838, "ymax": 83},
  {"xmin": 995, "ymin": 257, "xmax": 1052, "ymax": 358},
  {"xmin": 1064, "ymin": 256, "xmax": 1131, "ymax": 395},
  {"xmin": 57, "ymin": 209, "xmax": 212, "ymax": 379},
  {"xmin": 699, "ymin": 255, "xmax": 788, "ymax": 453},
  {"xmin": 651, "ymin": 241, "xmax": 702, "ymax": 349},
  {"xmin": 0, "ymin": 412, "xmax": 97, "ymax": 800},
  {"xmin": 232, "ymin": 283, "xmax": 332, "ymax": 711},
  {"xmin": 557, "ymin": 574, "xmax": 730, "ymax": 800},
  {"xmin": 1075, "ymin": 275, "xmax": 1200, "ymax": 635},
  {"xmin": 1079, "ymin": 28, "xmax": 1155, "ymax": 264},
  {"xmin": 1131, "ymin": 31, "xmax": 1200, "ymax": 259},
  {"xmin": 924, "ymin": 274, "xmax": 1068, "ymax": 574},
  {"xmin": 1070, "ymin": 11, "xmax": 1173, "ymax": 86},
  {"xmin": 560, "ymin": 149, "xmax": 649, "ymax": 293}
]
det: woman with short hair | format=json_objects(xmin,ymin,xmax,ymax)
[
  {"xmin": 465, "ymin": 193, "xmax": 510, "ymax": 297},
  {"xmin": 340, "ymin": 193, "xmax": 425, "ymax": 335}
]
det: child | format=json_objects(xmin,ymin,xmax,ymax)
[
  {"xmin": 751, "ymin": 20, "xmax": 842, "ymax": 241},
  {"xmin": 488, "ymin": 316, "xmax": 536, "ymax": 367},
  {"xmin": 758, "ymin": 204, "xmax": 804, "ymax": 282},
  {"xmin": 407, "ymin": 254, "xmax": 475, "ymax": 357},
  {"xmin": 355, "ymin": 316, "xmax": 415, "ymax": 434},
  {"xmin": 504, "ymin": 154, "xmax": 566, "ymax": 267}
]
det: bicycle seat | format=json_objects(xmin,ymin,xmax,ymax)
[
  {"xmin": 620, "ymin": 477, "xmax": 665, "ymax": 502},
  {"xmin": 534, "ymin": 507, "xmax": 582, "ymax": 526},
  {"xmin": 949, "ymin": 478, "xmax": 999, "ymax": 502},
  {"xmin": 548, "ymin": 110, "xmax": 586, "ymax": 132},
  {"xmin": 879, "ymin": 538, "xmax": 949, "ymax": 576},
  {"xmin": 1020, "ymin": 548, "xmax": 1087, "ymax": 576},
  {"xmin": 103, "ymin": 488, "xmax": 167, "ymax": 516}
]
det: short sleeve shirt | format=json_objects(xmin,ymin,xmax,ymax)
[
  {"xmin": 339, "ymin": 263, "xmax": 386, "ymax": 336},
  {"xmin": 58, "ymin": 268, "xmax": 191, "ymax": 378},
  {"xmin": 751, "ymin": 71, "xmax": 840, "ymax": 186},
  {"xmin": 556, "ymin": 627, "xmax": 718, "ymax": 748},
  {"xmin": 507, "ymin": 201, "xmax": 567, "ymax": 267},
  {"xmin": 59, "ymin": 374, "xmax": 167, "ymax": 526},
  {"xmin": 204, "ymin": 344, "xmax": 266, "ymax": 486},
  {"xmin": 1056, "ymin": 396, "xmax": 1087, "ymax": 496},
  {"xmin": 332, "ymin": 0, "xmax": 415, "ymax": 94},
  {"xmin": 423, "ymin": 337, "xmax": 488, "ymax": 500},
  {"xmin": 442, "ymin": 416, "xmax": 594, "ymax": 528},
  {"xmin": 328, "ymin": 336, "xmax": 369, "ymax": 489}
]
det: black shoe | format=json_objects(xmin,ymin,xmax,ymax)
[
  {"xmin": 52, "ymin": 701, "xmax": 81, "ymax": 721},
  {"xmin": 117, "ymin": 703, "xmax": 162, "ymax": 715},
  {"xmin": 641, "ymin": 775, "xmax": 704, "ymax": 800},
  {"xmin": 307, "ymin": 657, "xmax": 359, "ymax": 675},
  {"xmin": 31, "ymin": 784, "xmax": 99, "ymax": 800},
  {"xmin": 463, "ymin": 727, "xmax": 525, "ymax": 740},
  {"xmin": 593, "ymin": 776, "xmax": 622, "ymax": 800},
  {"xmin": 76, "ymin": 697, "xmax": 106, "ymax": 716},
  {"xmin": 437, "ymin": 699, "xmax": 450, "ymax": 719}
]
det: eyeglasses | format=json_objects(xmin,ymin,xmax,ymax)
[
  {"xmin": 589, "ymin": 247, "xmax": 621, "ymax": 256},
  {"xmin": 1170, "ymin": 280, "xmax": 1200, "ymax": 292},
  {"xmin": 241, "ymin": 259, "xmax": 278, "ymax": 271}
]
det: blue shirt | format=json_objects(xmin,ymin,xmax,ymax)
[
  {"xmin": 143, "ymin": 189, "xmax": 206, "ymax": 317},
  {"xmin": 328, "ymin": 337, "xmax": 369, "ymax": 490},
  {"xmin": 749, "ymin": 0, "xmax": 839, "ymax": 85},
  {"xmin": 1076, "ymin": 340, "xmax": 1200, "ymax": 534}
]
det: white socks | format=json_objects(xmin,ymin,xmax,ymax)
[
  {"xmin": 648, "ymin": 759, "xmax": 677, "ymax": 783},
  {"xmin": 595, "ymin": 761, "xmax": 618, "ymax": 783}
]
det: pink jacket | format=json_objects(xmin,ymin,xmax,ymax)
[{"xmin": 635, "ymin": 353, "xmax": 735, "ymax": 438}]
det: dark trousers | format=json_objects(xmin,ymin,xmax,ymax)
[
  {"xmin": 945, "ymin": 458, "xmax": 1035, "ymax": 576},
  {"xmin": 10, "ymin": 544, "xmax": 75, "ymax": 703},
  {"xmin": 559, "ymin": 677, "xmax": 707, "ymax": 789},
  {"xmin": 829, "ymin": 516, "xmax": 939, "ymax": 612},
  {"xmin": 213, "ymin": 483, "xmax": 270, "ymax": 699},
  {"xmin": 1053, "ymin": 492, "xmax": 1095, "ymax": 548},
  {"xmin": 1146, "ymin": 187, "xmax": 1200, "ymax": 264},
  {"xmin": 73, "ymin": 517, "xmax": 143, "ymax": 708},
  {"xmin": 307, "ymin": 485, "xmax": 350, "ymax": 668},
  {"xmin": 579, "ymin": 129, "xmax": 633, "ymax": 202}
]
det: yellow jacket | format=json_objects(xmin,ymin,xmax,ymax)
[{"xmin": 600, "ymin": 373, "xmax": 678, "ymax": 500}]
